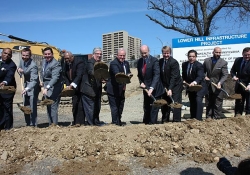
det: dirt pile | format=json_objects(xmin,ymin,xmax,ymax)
[{"xmin": 0, "ymin": 116, "xmax": 250, "ymax": 174}]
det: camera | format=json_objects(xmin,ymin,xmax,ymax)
[{"xmin": 217, "ymin": 157, "xmax": 238, "ymax": 175}]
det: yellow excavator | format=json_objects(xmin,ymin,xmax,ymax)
[
  {"xmin": 0, "ymin": 32, "xmax": 108, "ymax": 105},
  {"xmin": 0, "ymin": 32, "xmax": 64, "ymax": 60}
]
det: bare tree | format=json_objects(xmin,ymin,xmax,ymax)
[{"xmin": 146, "ymin": 0, "xmax": 250, "ymax": 36}]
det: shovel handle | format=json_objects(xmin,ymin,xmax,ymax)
[
  {"xmin": 20, "ymin": 75, "xmax": 24, "ymax": 91},
  {"xmin": 183, "ymin": 82, "xmax": 190, "ymax": 86},
  {"xmin": 238, "ymin": 81, "xmax": 247, "ymax": 89},
  {"xmin": 211, "ymin": 82, "xmax": 219, "ymax": 88},
  {"xmin": 165, "ymin": 88, "xmax": 175, "ymax": 103},
  {"xmin": 143, "ymin": 88, "xmax": 156, "ymax": 101}
]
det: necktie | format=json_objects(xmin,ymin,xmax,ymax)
[
  {"xmin": 69, "ymin": 64, "xmax": 72, "ymax": 81},
  {"xmin": 163, "ymin": 60, "xmax": 167, "ymax": 72},
  {"xmin": 45, "ymin": 61, "xmax": 49, "ymax": 69},
  {"xmin": 122, "ymin": 62, "xmax": 126, "ymax": 74},
  {"xmin": 188, "ymin": 63, "xmax": 193, "ymax": 76},
  {"xmin": 242, "ymin": 61, "xmax": 246, "ymax": 70},
  {"xmin": 142, "ymin": 59, "xmax": 147, "ymax": 76}
]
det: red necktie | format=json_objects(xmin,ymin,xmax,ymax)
[{"xmin": 142, "ymin": 60, "xmax": 147, "ymax": 76}]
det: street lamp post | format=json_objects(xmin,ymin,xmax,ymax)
[{"xmin": 156, "ymin": 37, "xmax": 163, "ymax": 47}]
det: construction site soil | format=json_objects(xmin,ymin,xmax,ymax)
[{"xmin": 0, "ymin": 69, "xmax": 249, "ymax": 175}]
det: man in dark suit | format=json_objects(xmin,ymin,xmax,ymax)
[
  {"xmin": 17, "ymin": 48, "xmax": 40, "ymax": 127},
  {"xmin": 106, "ymin": 48, "xmax": 132, "ymax": 126},
  {"xmin": 40, "ymin": 47, "xmax": 63, "ymax": 126},
  {"xmin": 63, "ymin": 51, "xmax": 84, "ymax": 126},
  {"xmin": 203, "ymin": 47, "xmax": 228, "ymax": 119},
  {"xmin": 182, "ymin": 49, "xmax": 207, "ymax": 121},
  {"xmin": 0, "ymin": 48, "xmax": 17, "ymax": 130},
  {"xmin": 81, "ymin": 47, "xmax": 104, "ymax": 126},
  {"xmin": 137, "ymin": 45, "xmax": 165, "ymax": 124},
  {"xmin": 231, "ymin": 47, "xmax": 250, "ymax": 116},
  {"xmin": 159, "ymin": 46, "xmax": 182, "ymax": 123}
]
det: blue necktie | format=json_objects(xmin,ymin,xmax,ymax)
[
  {"xmin": 45, "ymin": 61, "xmax": 48, "ymax": 69},
  {"xmin": 187, "ymin": 63, "xmax": 193, "ymax": 76}
]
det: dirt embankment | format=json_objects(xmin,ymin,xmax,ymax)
[{"xmin": 0, "ymin": 116, "xmax": 250, "ymax": 175}]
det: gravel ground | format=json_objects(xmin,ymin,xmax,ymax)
[
  {"xmin": 10, "ymin": 92, "xmax": 247, "ymax": 175},
  {"xmin": 8, "ymin": 68, "xmax": 247, "ymax": 175}
]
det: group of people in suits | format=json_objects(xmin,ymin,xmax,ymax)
[
  {"xmin": 0, "ymin": 47, "xmax": 63, "ymax": 130},
  {"xmin": 0, "ymin": 45, "xmax": 250, "ymax": 130},
  {"xmin": 63, "ymin": 47, "xmax": 105, "ymax": 126},
  {"xmin": 63, "ymin": 47, "xmax": 133, "ymax": 126},
  {"xmin": 137, "ymin": 45, "xmax": 250, "ymax": 124}
]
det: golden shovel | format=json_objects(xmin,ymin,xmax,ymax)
[
  {"xmin": 94, "ymin": 62, "xmax": 110, "ymax": 80},
  {"xmin": 60, "ymin": 87, "xmax": 75, "ymax": 97},
  {"xmin": 165, "ymin": 88, "xmax": 183, "ymax": 108},
  {"xmin": 210, "ymin": 82, "xmax": 241, "ymax": 100},
  {"xmin": 0, "ymin": 86, "xmax": 16, "ymax": 94},
  {"xmin": 39, "ymin": 87, "xmax": 54, "ymax": 106},
  {"xmin": 115, "ymin": 73, "xmax": 132, "ymax": 84},
  {"xmin": 183, "ymin": 82, "xmax": 202, "ymax": 92},
  {"xmin": 17, "ymin": 76, "xmax": 32, "ymax": 115},
  {"xmin": 237, "ymin": 80, "xmax": 250, "ymax": 92},
  {"xmin": 143, "ymin": 88, "xmax": 167, "ymax": 107}
]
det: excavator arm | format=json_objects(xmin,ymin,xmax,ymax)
[{"xmin": 0, "ymin": 32, "xmax": 62, "ymax": 60}]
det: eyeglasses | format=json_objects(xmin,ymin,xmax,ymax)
[{"xmin": 94, "ymin": 52, "xmax": 102, "ymax": 55}]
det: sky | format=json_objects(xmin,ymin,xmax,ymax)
[{"xmin": 0, "ymin": 0, "xmax": 248, "ymax": 56}]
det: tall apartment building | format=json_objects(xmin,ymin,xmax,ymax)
[{"xmin": 102, "ymin": 30, "xmax": 141, "ymax": 62}]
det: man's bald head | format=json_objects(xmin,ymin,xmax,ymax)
[
  {"xmin": 140, "ymin": 45, "xmax": 150, "ymax": 58},
  {"xmin": 213, "ymin": 47, "xmax": 222, "ymax": 59},
  {"xmin": 1, "ymin": 48, "xmax": 12, "ymax": 61},
  {"xmin": 64, "ymin": 51, "xmax": 74, "ymax": 63}
]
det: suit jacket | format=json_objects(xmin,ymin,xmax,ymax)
[
  {"xmin": 106, "ymin": 58, "xmax": 131, "ymax": 96},
  {"xmin": 0, "ymin": 57, "xmax": 17, "ymax": 98},
  {"xmin": 203, "ymin": 57, "xmax": 228, "ymax": 95},
  {"xmin": 182, "ymin": 61, "xmax": 207, "ymax": 96},
  {"xmin": 80, "ymin": 58, "xmax": 102, "ymax": 97},
  {"xmin": 137, "ymin": 55, "xmax": 164, "ymax": 97},
  {"xmin": 63, "ymin": 58, "xmax": 84, "ymax": 91},
  {"xmin": 159, "ymin": 56, "xmax": 182, "ymax": 93},
  {"xmin": 230, "ymin": 57, "xmax": 250, "ymax": 91},
  {"xmin": 19, "ymin": 59, "xmax": 40, "ymax": 96},
  {"xmin": 40, "ymin": 58, "xmax": 63, "ymax": 97}
]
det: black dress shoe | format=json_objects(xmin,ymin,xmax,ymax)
[
  {"xmin": 94, "ymin": 121, "xmax": 106, "ymax": 126},
  {"xmin": 84, "ymin": 122, "xmax": 94, "ymax": 126}
]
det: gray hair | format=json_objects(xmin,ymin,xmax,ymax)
[
  {"xmin": 116, "ymin": 48, "xmax": 126, "ymax": 55},
  {"xmin": 92, "ymin": 47, "xmax": 102, "ymax": 54}
]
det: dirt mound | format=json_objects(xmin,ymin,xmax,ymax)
[{"xmin": 0, "ymin": 116, "xmax": 250, "ymax": 174}]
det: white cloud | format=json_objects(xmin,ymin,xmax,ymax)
[{"xmin": 0, "ymin": 8, "xmax": 146, "ymax": 23}]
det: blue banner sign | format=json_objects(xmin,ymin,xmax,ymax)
[{"xmin": 172, "ymin": 33, "xmax": 250, "ymax": 48}]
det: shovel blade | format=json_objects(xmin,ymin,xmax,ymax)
[
  {"xmin": 169, "ymin": 102, "xmax": 183, "ymax": 108},
  {"xmin": 151, "ymin": 99, "xmax": 168, "ymax": 107},
  {"xmin": 40, "ymin": 99, "xmax": 54, "ymax": 106},
  {"xmin": 19, "ymin": 105, "xmax": 32, "ymax": 114}
]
